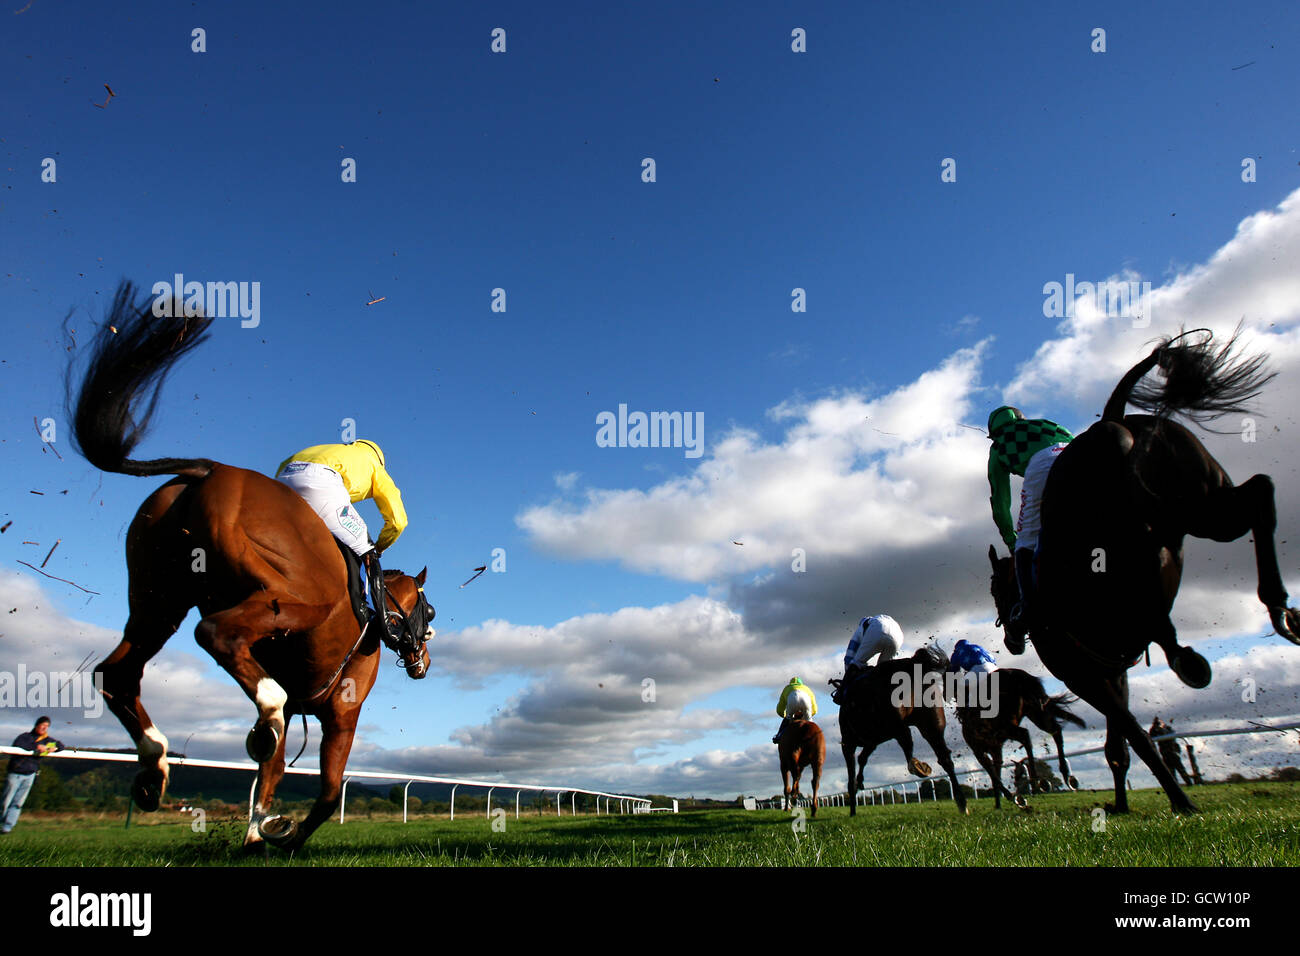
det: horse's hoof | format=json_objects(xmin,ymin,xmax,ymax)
[
  {"xmin": 258, "ymin": 814, "xmax": 299, "ymax": 846},
  {"xmin": 1173, "ymin": 801, "xmax": 1199, "ymax": 816},
  {"xmin": 908, "ymin": 758, "xmax": 932, "ymax": 778},
  {"xmin": 1270, "ymin": 606, "xmax": 1300, "ymax": 645},
  {"xmin": 241, "ymin": 838, "xmax": 268, "ymax": 857},
  {"xmin": 1103, "ymin": 802, "xmax": 1129, "ymax": 815},
  {"xmin": 1170, "ymin": 648, "xmax": 1211, "ymax": 689},
  {"xmin": 958, "ymin": 805, "xmax": 970, "ymax": 816},
  {"xmin": 245, "ymin": 720, "xmax": 282, "ymax": 763},
  {"xmin": 1067, "ymin": 775, "xmax": 1079, "ymax": 791},
  {"xmin": 130, "ymin": 768, "xmax": 165, "ymax": 812},
  {"xmin": 1013, "ymin": 795, "xmax": 1028, "ymax": 809}
]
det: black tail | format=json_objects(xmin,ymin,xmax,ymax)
[
  {"xmin": 1103, "ymin": 326, "xmax": 1274, "ymax": 425},
  {"xmin": 67, "ymin": 280, "xmax": 216, "ymax": 478},
  {"xmin": 1045, "ymin": 693, "xmax": 1086, "ymax": 729}
]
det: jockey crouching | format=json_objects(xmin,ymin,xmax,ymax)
[
  {"xmin": 275, "ymin": 440, "xmax": 414, "ymax": 655},
  {"xmin": 830, "ymin": 614, "xmax": 904, "ymax": 705},
  {"xmin": 987, "ymin": 406, "xmax": 1074, "ymax": 654},
  {"xmin": 947, "ymin": 639, "xmax": 998, "ymax": 707},
  {"xmin": 772, "ymin": 678, "xmax": 817, "ymax": 744}
]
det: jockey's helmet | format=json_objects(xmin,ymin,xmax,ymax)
[
  {"xmin": 987, "ymin": 406, "xmax": 1023, "ymax": 437},
  {"xmin": 789, "ymin": 677, "xmax": 802, "ymax": 686}
]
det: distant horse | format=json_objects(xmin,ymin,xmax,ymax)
[
  {"xmin": 839, "ymin": 646, "xmax": 969, "ymax": 815},
  {"xmin": 69, "ymin": 281, "xmax": 434, "ymax": 852},
  {"xmin": 954, "ymin": 667, "xmax": 1084, "ymax": 809},
  {"xmin": 990, "ymin": 329, "xmax": 1298, "ymax": 815},
  {"xmin": 778, "ymin": 719, "xmax": 825, "ymax": 815}
]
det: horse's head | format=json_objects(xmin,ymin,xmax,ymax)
[
  {"xmin": 988, "ymin": 544, "xmax": 1017, "ymax": 636},
  {"xmin": 382, "ymin": 567, "xmax": 433, "ymax": 679}
]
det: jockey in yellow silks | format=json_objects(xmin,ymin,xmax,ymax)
[
  {"xmin": 275, "ymin": 440, "xmax": 408, "ymax": 647},
  {"xmin": 772, "ymin": 677, "xmax": 817, "ymax": 744}
]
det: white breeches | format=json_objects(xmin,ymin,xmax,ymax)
[{"xmin": 277, "ymin": 462, "xmax": 372, "ymax": 556}]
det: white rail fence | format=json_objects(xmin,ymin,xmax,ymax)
[
  {"xmin": 758, "ymin": 719, "xmax": 1300, "ymax": 810},
  {"xmin": 0, "ymin": 747, "xmax": 653, "ymax": 819}
]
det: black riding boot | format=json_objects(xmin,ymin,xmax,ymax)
[
  {"xmin": 363, "ymin": 550, "xmax": 404, "ymax": 652},
  {"xmin": 1007, "ymin": 548, "xmax": 1037, "ymax": 653},
  {"xmin": 772, "ymin": 718, "xmax": 789, "ymax": 745}
]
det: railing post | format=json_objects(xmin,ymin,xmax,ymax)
[
  {"xmin": 486, "ymin": 787, "xmax": 495, "ymax": 818},
  {"xmin": 340, "ymin": 777, "xmax": 350, "ymax": 823},
  {"xmin": 555, "ymin": 791, "xmax": 562, "ymax": 816},
  {"xmin": 572, "ymin": 791, "xmax": 577, "ymax": 816},
  {"xmin": 403, "ymin": 780, "xmax": 413, "ymax": 823},
  {"xmin": 450, "ymin": 783, "xmax": 458, "ymax": 821},
  {"xmin": 516, "ymin": 790, "xmax": 521, "ymax": 819}
]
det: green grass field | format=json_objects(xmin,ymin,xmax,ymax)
[{"xmin": 2, "ymin": 782, "xmax": 1297, "ymax": 867}]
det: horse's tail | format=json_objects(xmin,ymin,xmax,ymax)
[
  {"xmin": 1103, "ymin": 326, "xmax": 1274, "ymax": 425},
  {"xmin": 67, "ymin": 280, "xmax": 217, "ymax": 478},
  {"xmin": 1045, "ymin": 693, "xmax": 1086, "ymax": 729}
]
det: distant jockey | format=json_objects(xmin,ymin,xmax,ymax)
[
  {"xmin": 948, "ymin": 639, "xmax": 998, "ymax": 676},
  {"xmin": 276, "ymin": 439, "xmax": 409, "ymax": 650},
  {"xmin": 947, "ymin": 639, "xmax": 998, "ymax": 701},
  {"xmin": 773, "ymin": 677, "xmax": 817, "ymax": 744},
  {"xmin": 987, "ymin": 406, "xmax": 1074, "ymax": 653},
  {"xmin": 831, "ymin": 614, "xmax": 905, "ymax": 704}
]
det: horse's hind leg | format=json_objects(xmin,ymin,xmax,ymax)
[
  {"xmin": 1051, "ymin": 726, "xmax": 1077, "ymax": 789},
  {"xmin": 809, "ymin": 758, "xmax": 822, "ymax": 817},
  {"xmin": 94, "ymin": 606, "xmax": 187, "ymax": 811},
  {"xmin": 920, "ymin": 721, "xmax": 968, "ymax": 814},
  {"xmin": 856, "ymin": 743, "xmax": 875, "ymax": 789},
  {"xmin": 1191, "ymin": 475, "xmax": 1300, "ymax": 642},
  {"xmin": 842, "ymin": 742, "xmax": 858, "ymax": 815},
  {"xmin": 194, "ymin": 599, "xmax": 324, "ymax": 762},
  {"xmin": 241, "ymin": 705, "xmax": 299, "ymax": 852},
  {"xmin": 1011, "ymin": 726, "xmax": 1038, "ymax": 793}
]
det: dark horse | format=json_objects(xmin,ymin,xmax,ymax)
[
  {"xmin": 839, "ymin": 646, "xmax": 969, "ymax": 815},
  {"xmin": 69, "ymin": 282, "xmax": 433, "ymax": 852},
  {"xmin": 778, "ymin": 719, "xmax": 825, "ymax": 815},
  {"xmin": 989, "ymin": 329, "xmax": 1299, "ymax": 815},
  {"xmin": 954, "ymin": 667, "xmax": 1084, "ymax": 809}
]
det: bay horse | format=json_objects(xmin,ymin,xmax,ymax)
[
  {"xmin": 953, "ymin": 667, "xmax": 1084, "ymax": 809},
  {"xmin": 838, "ymin": 645, "xmax": 969, "ymax": 815},
  {"xmin": 68, "ymin": 281, "xmax": 433, "ymax": 852},
  {"xmin": 778, "ymin": 719, "xmax": 825, "ymax": 815},
  {"xmin": 989, "ymin": 329, "xmax": 1299, "ymax": 815}
]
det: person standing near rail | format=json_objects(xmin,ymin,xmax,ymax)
[{"xmin": 1, "ymin": 716, "xmax": 63, "ymax": 834}]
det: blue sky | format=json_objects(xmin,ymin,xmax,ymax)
[{"xmin": 3, "ymin": 1, "xmax": 1300, "ymax": 799}]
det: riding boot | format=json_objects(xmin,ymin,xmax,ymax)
[
  {"xmin": 363, "ymin": 550, "xmax": 404, "ymax": 652},
  {"xmin": 1006, "ymin": 548, "xmax": 1036, "ymax": 653},
  {"xmin": 772, "ymin": 718, "xmax": 788, "ymax": 745}
]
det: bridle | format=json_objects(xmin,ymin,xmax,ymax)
[{"xmin": 383, "ymin": 577, "xmax": 434, "ymax": 666}]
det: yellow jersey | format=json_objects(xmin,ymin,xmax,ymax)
[{"xmin": 278, "ymin": 441, "xmax": 408, "ymax": 552}]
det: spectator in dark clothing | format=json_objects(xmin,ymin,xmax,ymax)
[
  {"xmin": 2, "ymin": 716, "xmax": 63, "ymax": 833},
  {"xmin": 1149, "ymin": 716, "xmax": 1195, "ymax": 787}
]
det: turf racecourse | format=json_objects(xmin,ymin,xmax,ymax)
[{"xmin": 2, "ymin": 782, "xmax": 1296, "ymax": 867}]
